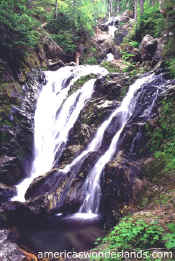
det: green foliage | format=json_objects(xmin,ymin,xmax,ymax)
[
  {"xmin": 95, "ymin": 217, "xmax": 175, "ymax": 261},
  {"xmin": 119, "ymin": 0, "xmax": 134, "ymax": 13},
  {"xmin": 134, "ymin": 2, "xmax": 164, "ymax": 41},
  {"xmin": 70, "ymin": 74, "xmax": 96, "ymax": 94},
  {"xmin": 46, "ymin": 0, "xmax": 107, "ymax": 55},
  {"xmin": 165, "ymin": 58, "xmax": 175, "ymax": 78},
  {"xmin": 0, "ymin": 0, "xmax": 40, "ymax": 74},
  {"xmin": 103, "ymin": 218, "xmax": 164, "ymax": 250},
  {"xmin": 0, "ymin": 1, "xmax": 40, "ymax": 48},
  {"xmin": 145, "ymin": 97, "xmax": 175, "ymax": 172},
  {"xmin": 163, "ymin": 223, "xmax": 175, "ymax": 249},
  {"xmin": 84, "ymin": 57, "xmax": 98, "ymax": 65},
  {"xmin": 121, "ymin": 50, "xmax": 135, "ymax": 61},
  {"xmin": 101, "ymin": 61, "xmax": 120, "ymax": 73},
  {"xmin": 128, "ymin": 40, "xmax": 139, "ymax": 48}
]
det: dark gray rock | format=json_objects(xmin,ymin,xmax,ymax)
[
  {"xmin": 0, "ymin": 70, "xmax": 46, "ymax": 190},
  {"xmin": 139, "ymin": 35, "xmax": 158, "ymax": 61},
  {"xmin": 0, "ymin": 183, "xmax": 16, "ymax": 201},
  {"xmin": 114, "ymin": 29, "xmax": 128, "ymax": 45}
]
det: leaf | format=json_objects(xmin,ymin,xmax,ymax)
[
  {"xmin": 165, "ymin": 240, "xmax": 175, "ymax": 249},
  {"xmin": 167, "ymin": 223, "xmax": 175, "ymax": 233}
]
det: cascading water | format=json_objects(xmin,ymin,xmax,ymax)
[
  {"xmin": 12, "ymin": 65, "xmax": 108, "ymax": 202},
  {"xmin": 79, "ymin": 73, "xmax": 158, "ymax": 214},
  {"xmin": 49, "ymin": 73, "xmax": 163, "ymax": 215},
  {"xmin": 12, "ymin": 63, "xmax": 167, "ymax": 219}
]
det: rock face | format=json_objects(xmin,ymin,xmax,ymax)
[
  {"xmin": 0, "ymin": 183, "xmax": 16, "ymax": 202},
  {"xmin": 100, "ymin": 151, "xmax": 145, "ymax": 227},
  {"xmin": 0, "ymin": 30, "xmax": 64, "ymax": 196},
  {"xmin": 22, "ymin": 74, "xmax": 129, "ymax": 215},
  {"xmin": 15, "ymin": 72, "xmax": 151, "ymax": 226},
  {"xmin": 19, "ymin": 71, "xmax": 172, "ymax": 229},
  {"xmin": 0, "ymin": 69, "xmax": 46, "ymax": 200}
]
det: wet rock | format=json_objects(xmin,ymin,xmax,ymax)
[
  {"xmin": 0, "ymin": 70, "xmax": 46, "ymax": 189},
  {"xmin": 100, "ymin": 39, "xmax": 115, "ymax": 53},
  {"xmin": 114, "ymin": 29, "xmax": 128, "ymax": 45},
  {"xmin": 0, "ymin": 156, "xmax": 24, "ymax": 186},
  {"xmin": 139, "ymin": 35, "xmax": 158, "ymax": 61},
  {"xmin": 119, "ymin": 15, "xmax": 130, "ymax": 23},
  {"xmin": 111, "ymin": 46, "xmax": 121, "ymax": 59},
  {"xmin": 54, "ymin": 73, "xmax": 127, "ymax": 170},
  {"xmin": 99, "ymin": 23, "xmax": 108, "ymax": 32},
  {"xmin": 100, "ymin": 151, "xmax": 144, "ymax": 227},
  {"xmin": 0, "ymin": 183, "xmax": 16, "ymax": 201},
  {"xmin": 25, "ymin": 152, "xmax": 100, "ymax": 214},
  {"xmin": 0, "ymin": 229, "xmax": 25, "ymax": 261},
  {"xmin": 152, "ymin": 38, "xmax": 164, "ymax": 64},
  {"xmin": 95, "ymin": 73, "xmax": 129, "ymax": 100},
  {"xmin": 48, "ymin": 58, "xmax": 65, "ymax": 70}
]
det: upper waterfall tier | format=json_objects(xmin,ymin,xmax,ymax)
[{"xmin": 12, "ymin": 65, "xmax": 108, "ymax": 202}]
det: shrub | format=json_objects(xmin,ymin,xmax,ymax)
[
  {"xmin": 0, "ymin": 0, "xmax": 40, "ymax": 76},
  {"xmin": 94, "ymin": 217, "xmax": 175, "ymax": 261}
]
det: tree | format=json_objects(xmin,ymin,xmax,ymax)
[
  {"xmin": 55, "ymin": 0, "xmax": 58, "ymax": 18},
  {"xmin": 140, "ymin": 0, "xmax": 144, "ymax": 15},
  {"xmin": 134, "ymin": 0, "xmax": 138, "ymax": 20}
]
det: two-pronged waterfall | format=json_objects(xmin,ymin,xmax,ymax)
[{"xmin": 13, "ymin": 66, "xmax": 165, "ymax": 216}]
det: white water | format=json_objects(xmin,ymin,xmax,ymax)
[
  {"xmin": 106, "ymin": 53, "xmax": 114, "ymax": 62},
  {"xmin": 79, "ymin": 73, "xmax": 156, "ymax": 214},
  {"xmin": 107, "ymin": 16, "xmax": 118, "ymax": 38},
  {"xmin": 12, "ymin": 65, "xmax": 108, "ymax": 202},
  {"xmin": 61, "ymin": 74, "xmax": 154, "ymax": 179},
  {"xmin": 108, "ymin": 25, "xmax": 117, "ymax": 38}
]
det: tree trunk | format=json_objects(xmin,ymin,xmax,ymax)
[
  {"xmin": 114, "ymin": 0, "xmax": 120, "ymax": 14},
  {"xmin": 108, "ymin": 0, "xmax": 113, "ymax": 18},
  {"xmin": 140, "ymin": 0, "xmax": 144, "ymax": 15},
  {"xmin": 55, "ymin": 0, "xmax": 58, "ymax": 19},
  {"xmin": 134, "ymin": 0, "xmax": 138, "ymax": 21}
]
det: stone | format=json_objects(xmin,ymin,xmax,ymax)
[
  {"xmin": 114, "ymin": 29, "xmax": 128, "ymax": 45},
  {"xmin": 139, "ymin": 35, "xmax": 158, "ymax": 61},
  {"xmin": 0, "ymin": 183, "xmax": 16, "ymax": 201},
  {"xmin": 43, "ymin": 36, "xmax": 65, "ymax": 60},
  {"xmin": 48, "ymin": 58, "xmax": 65, "ymax": 70},
  {"xmin": 112, "ymin": 46, "xmax": 121, "ymax": 59},
  {"xmin": 0, "ymin": 229, "xmax": 25, "ymax": 261}
]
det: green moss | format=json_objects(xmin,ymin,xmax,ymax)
[
  {"xmin": 165, "ymin": 58, "xmax": 175, "ymax": 78},
  {"xmin": 69, "ymin": 74, "xmax": 96, "ymax": 95},
  {"xmin": 145, "ymin": 96, "xmax": 175, "ymax": 172},
  {"xmin": 101, "ymin": 61, "xmax": 120, "ymax": 73},
  {"xmin": 84, "ymin": 56, "xmax": 98, "ymax": 65}
]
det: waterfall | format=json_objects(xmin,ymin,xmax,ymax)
[
  {"xmin": 79, "ymin": 73, "xmax": 161, "ymax": 214},
  {"xmin": 12, "ymin": 64, "xmax": 166, "ymax": 217},
  {"xmin": 106, "ymin": 53, "xmax": 114, "ymax": 62},
  {"xmin": 12, "ymin": 65, "xmax": 108, "ymax": 202}
]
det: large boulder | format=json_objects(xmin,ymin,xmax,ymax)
[
  {"xmin": 139, "ymin": 35, "xmax": 158, "ymax": 61},
  {"xmin": 114, "ymin": 29, "xmax": 128, "ymax": 45},
  {"xmin": 100, "ymin": 151, "xmax": 145, "ymax": 227}
]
